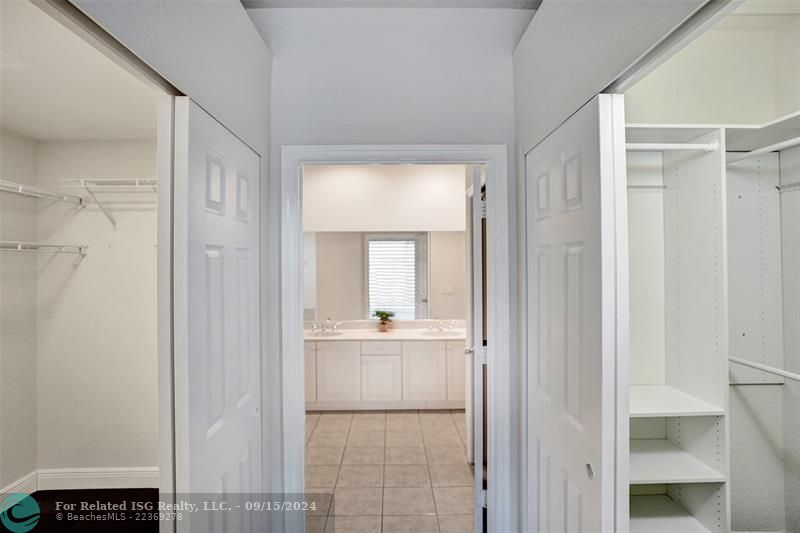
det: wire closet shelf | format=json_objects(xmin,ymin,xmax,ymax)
[
  {"xmin": 0, "ymin": 241, "xmax": 87, "ymax": 256},
  {"xmin": 0, "ymin": 179, "xmax": 84, "ymax": 205}
]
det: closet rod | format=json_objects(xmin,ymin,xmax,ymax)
[
  {"xmin": 778, "ymin": 182, "xmax": 800, "ymax": 193},
  {"xmin": 730, "ymin": 356, "xmax": 800, "ymax": 383},
  {"xmin": 626, "ymin": 141, "xmax": 718, "ymax": 152},
  {"xmin": 727, "ymin": 136, "xmax": 800, "ymax": 163},
  {"xmin": 627, "ymin": 184, "xmax": 666, "ymax": 191},
  {"xmin": 0, "ymin": 241, "xmax": 87, "ymax": 256},
  {"xmin": 0, "ymin": 179, "xmax": 84, "ymax": 205}
]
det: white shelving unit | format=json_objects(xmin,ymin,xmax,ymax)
[
  {"xmin": 626, "ymin": 125, "xmax": 730, "ymax": 532},
  {"xmin": 630, "ymin": 439, "xmax": 725, "ymax": 484},
  {"xmin": 630, "ymin": 385, "xmax": 724, "ymax": 418},
  {"xmin": 631, "ymin": 495, "xmax": 711, "ymax": 533}
]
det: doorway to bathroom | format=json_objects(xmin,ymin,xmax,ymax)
[{"xmin": 280, "ymin": 146, "xmax": 513, "ymax": 533}]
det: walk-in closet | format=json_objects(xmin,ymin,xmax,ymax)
[
  {"xmin": 623, "ymin": 4, "xmax": 800, "ymax": 530},
  {"xmin": 0, "ymin": 0, "xmax": 161, "ymax": 494}
]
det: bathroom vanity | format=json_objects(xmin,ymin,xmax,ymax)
[{"xmin": 304, "ymin": 329, "xmax": 467, "ymax": 410}]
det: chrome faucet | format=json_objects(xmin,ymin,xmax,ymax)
[
  {"xmin": 321, "ymin": 318, "xmax": 342, "ymax": 332},
  {"xmin": 428, "ymin": 318, "xmax": 445, "ymax": 331}
]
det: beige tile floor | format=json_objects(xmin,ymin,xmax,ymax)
[{"xmin": 304, "ymin": 410, "xmax": 474, "ymax": 533}]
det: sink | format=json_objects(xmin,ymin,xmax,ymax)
[
  {"xmin": 422, "ymin": 330, "xmax": 461, "ymax": 337},
  {"xmin": 311, "ymin": 331, "xmax": 343, "ymax": 337}
]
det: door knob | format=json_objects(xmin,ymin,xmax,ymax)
[{"xmin": 464, "ymin": 347, "xmax": 474, "ymax": 354}]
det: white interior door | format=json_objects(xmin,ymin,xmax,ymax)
[
  {"xmin": 464, "ymin": 187, "xmax": 474, "ymax": 463},
  {"xmin": 525, "ymin": 94, "xmax": 629, "ymax": 532},
  {"xmin": 172, "ymin": 97, "xmax": 262, "ymax": 531},
  {"xmin": 466, "ymin": 165, "xmax": 485, "ymax": 532}
]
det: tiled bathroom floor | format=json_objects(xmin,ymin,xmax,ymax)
[{"xmin": 304, "ymin": 410, "xmax": 474, "ymax": 533}]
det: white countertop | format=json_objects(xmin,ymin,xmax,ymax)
[{"xmin": 304, "ymin": 328, "xmax": 466, "ymax": 342}]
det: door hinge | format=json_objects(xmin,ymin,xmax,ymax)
[
  {"xmin": 480, "ymin": 198, "xmax": 487, "ymax": 219},
  {"xmin": 479, "ymin": 489, "xmax": 488, "ymax": 509},
  {"xmin": 480, "ymin": 345, "xmax": 488, "ymax": 365}
]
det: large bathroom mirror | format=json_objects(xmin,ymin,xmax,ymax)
[
  {"xmin": 303, "ymin": 230, "xmax": 466, "ymax": 321},
  {"xmin": 302, "ymin": 163, "xmax": 468, "ymax": 322}
]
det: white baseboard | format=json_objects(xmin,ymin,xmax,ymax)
[
  {"xmin": 1, "ymin": 471, "xmax": 37, "ymax": 497},
  {"xmin": 2, "ymin": 467, "xmax": 159, "ymax": 494},
  {"xmin": 37, "ymin": 467, "xmax": 160, "ymax": 490}
]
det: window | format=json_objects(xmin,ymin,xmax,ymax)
[{"xmin": 366, "ymin": 234, "xmax": 428, "ymax": 320}]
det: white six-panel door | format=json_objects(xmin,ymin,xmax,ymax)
[
  {"xmin": 172, "ymin": 98, "xmax": 262, "ymax": 532},
  {"xmin": 525, "ymin": 95, "xmax": 629, "ymax": 532}
]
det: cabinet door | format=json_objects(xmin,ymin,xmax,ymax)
[
  {"xmin": 446, "ymin": 341, "xmax": 466, "ymax": 402},
  {"xmin": 402, "ymin": 341, "xmax": 447, "ymax": 402},
  {"xmin": 304, "ymin": 342, "xmax": 317, "ymax": 403},
  {"xmin": 316, "ymin": 341, "xmax": 361, "ymax": 402},
  {"xmin": 362, "ymin": 356, "xmax": 402, "ymax": 402}
]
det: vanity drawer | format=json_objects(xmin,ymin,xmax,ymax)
[{"xmin": 361, "ymin": 340, "xmax": 402, "ymax": 355}]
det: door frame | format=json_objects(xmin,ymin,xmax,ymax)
[{"xmin": 280, "ymin": 144, "xmax": 514, "ymax": 532}]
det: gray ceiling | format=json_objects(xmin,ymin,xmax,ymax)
[{"xmin": 243, "ymin": 0, "xmax": 541, "ymax": 9}]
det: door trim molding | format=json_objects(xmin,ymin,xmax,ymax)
[{"xmin": 280, "ymin": 144, "xmax": 514, "ymax": 532}]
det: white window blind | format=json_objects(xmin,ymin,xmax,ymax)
[{"xmin": 368, "ymin": 238, "xmax": 417, "ymax": 320}]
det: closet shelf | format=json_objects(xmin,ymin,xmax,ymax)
[
  {"xmin": 630, "ymin": 439, "xmax": 724, "ymax": 485},
  {"xmin": 630, "ymin": 385, "xmax": 724, "ymax": 418},
  {"xmin": 61, "ymin": 178, "xmax": 157, "ymax": 191},
  {"xmin": 0, "ymin": 241, "xmax": 87, "ymax": 256},
  {"xmin": 0, "ymin": 179, "xmax": 83, "ymax": 205},
  {"xmin": 630, "ymin": 495, "xmax": 710, "ymax": 533}
]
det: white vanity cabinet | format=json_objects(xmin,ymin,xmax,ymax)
[
  {"xmin": 315, "ymin": 341, "xmax": 361, "ymax": 402},
  {"xmin": 306, "ymin": 336, "xmax": 465, "ymax": 410},
  {"xmin": 362, "ymin": 356, "xmax": 402, "ymax": 401},
  {"xmin": 361, "ymin": 340, "xmax": 402, "ymax": 402},
  {"xmin": 402, "ymin": 340, "xmax": 448, "ymax": 402}
]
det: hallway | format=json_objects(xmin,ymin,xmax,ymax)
[{"xmin": 305, "ymin": 410, "xmax": 473, "ymax": 532}]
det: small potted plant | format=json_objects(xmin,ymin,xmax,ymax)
[{"xmin": 372, "ymin": 310, "xmax": 395, "ymax": 332}]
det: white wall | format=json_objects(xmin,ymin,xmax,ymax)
[
  {"xmin": 0, "ymin": 130, "xmax": 38, "ymax": 489},
  {"xmin": 429, "ymin": 231, "xmax": 466, "ymax": 320},
  {"xmin": 626, "ymin": 15, "xmax": 800, "ymax": 124},
  {"xmin": 303, "ymin": 164, "xmax": 466, "ymax": 232},
  {"xmin": 314, "ymin": 232, "xmax": 366, "ymax": 321},
  {"xmin": 35, "ymin": 141, "xmax": 159, "ymax": 472},
  {"xmin": 250, "ymin": 7, "xmax": 529, "ymax": 151}
]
